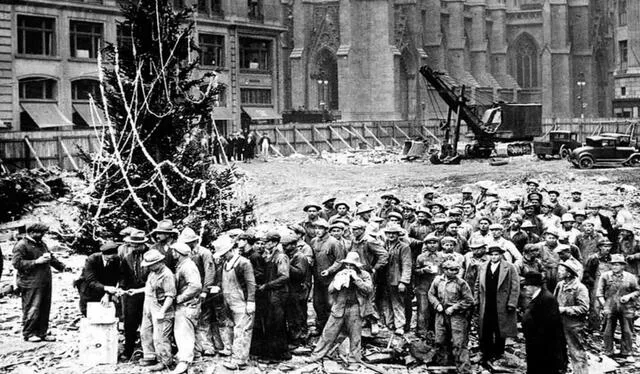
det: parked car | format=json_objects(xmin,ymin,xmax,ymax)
[
  {"xmin": 568, "ymin": 135, "xmax": 640, "ymax": 169},
  {"xmin": 533, "ymin": 130, "xmax": 582, "ymax": 159}
]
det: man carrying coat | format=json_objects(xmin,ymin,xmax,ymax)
[
  {"xmin": 475, "ymin": 245, "xmax": 519, "ymax": 364},
  {"xmin": 522, "ymin": 272, "xmax": 568, "ymax": 374}
]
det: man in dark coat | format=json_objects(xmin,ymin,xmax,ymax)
[
  {"xmin": 475, "ymin": 245, "xmax": 519, "ymax": 364},
  {"xmin": 76, "ymin": 241, "xmax": 122, "ymax": 316},
  {"xmin": 12, "ymin": 223, "xmax": 69, "ymax": 342},
  {"xmin": 522, "ymin": 272, "xmax": 568, "ymax": 374}
]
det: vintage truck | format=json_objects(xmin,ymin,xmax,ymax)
[
  {"xmin": 533, "ymin": 130, "xmax": 582, "ymax": 159},
  {"xmin": 568, "ymin": 134, "xmax": 640, "ymax": 169}
]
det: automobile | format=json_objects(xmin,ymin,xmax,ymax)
[
  {"xmin": 533, "ymin": 130, "xmax": 582, "ymax": 159},
  {"xmin": 568, "ymin": 135, "xmax": 640, "ymax": 169}
]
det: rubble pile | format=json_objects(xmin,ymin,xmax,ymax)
[
  {"xmin": 319, "ymin": 149, "xmax": 404, "ymax": 166},
  {"xmin": 0, "ymin": 167, "xmax": 72, "ymax": 224}
]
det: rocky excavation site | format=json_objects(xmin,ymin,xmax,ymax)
[{"xmin": 1, "ymin": 151, "xmax": 640, "ymax": 374}]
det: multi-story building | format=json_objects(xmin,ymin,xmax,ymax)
[
  {"xmin": 285, "ymin": 0, "xmax": 613, "ymax": 121},
  {"xmin": 0, "ymin": 0, "xmax": 287, "ymax": 134},
  {"xmin": 612, "ymin": 0, "xmax": 640, "ymax": 117}
]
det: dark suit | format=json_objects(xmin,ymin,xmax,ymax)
[
  {"xmin": 522, "ymin": 288, "xmax": 568, "ymax": 374},
  {"xmin": 76, "ymin": 253, "xmax": 121, "ymax": 316}
]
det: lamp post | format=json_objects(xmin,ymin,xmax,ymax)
[
  {"xmin": 577, "ymin": 72, "xmax": 586, "ymax": 119},
  {"xmin": 311, "ymin": 70, "xmax": 329, "ymax": 121}
]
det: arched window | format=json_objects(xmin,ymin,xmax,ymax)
[
  {"xmin": 71, "ymin": 79, "xmax": 100, "ymax": 101},
  {"xmin": 18, "ymin": 77, "xmax": 72, "ymax": 129},
  {"xmin": 509, "ymin": 34, "xmax": 539, "ymax": 88},
  {"xmin": 71, "ymin": 79, "xmax": 105, "ymax": 127}
]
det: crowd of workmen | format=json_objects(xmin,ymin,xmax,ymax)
[{"xmin": 6, "ymin": 178, "xmax": 640, "ymax": 374}]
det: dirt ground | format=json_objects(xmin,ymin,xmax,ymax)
[{"xmin": 1, "ymin": 152, "xmax": 640, "ymax": 374}]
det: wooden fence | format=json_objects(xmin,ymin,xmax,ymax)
[{"xmin": 1, "ymin": 118, "xmax": 639, "ymax": 170}]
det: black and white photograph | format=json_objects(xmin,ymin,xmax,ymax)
[{"xmin": 0, "ymin": 0, "xmax": 639, "ymax": 373}]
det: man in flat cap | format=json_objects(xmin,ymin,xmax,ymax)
[
  {"xmin": 414, "ymin": 233, "xmax": 445, "ymax": 336},
  {"xmin": 566, "ymin": 190, "xmax": 587, "ymax": 213},
  {"xmin": 300, "ymin": 203, "xmax": 322, "ymax": 245},
  {"xmin": 378, "ymin": 193, "xmax": 402, "ymax": 222},
  {"xmin": 381, "ymin": 223, "xmax": 412, "ymax": 335},
  {"xmin": 312, "ymin": 219, "xmax": 345, "ymax": 333},
  {"xmin": 583, "ymin": 238, "xmax": 613, "ymax": 330},
  {"xmin": 12, "ymin": 223, "xmax": 69, "ymax": 342},
  {"xmin": 408, "ymin": 207, "xmax": 433, "ymax": 242},
  {"xmin": 75, "ymin": 241, "xmax": 122, "ymax": 316},
  {"xmin": 547, "ymin": 189, "xmax": 567, "ymax": 217},
  {"xmin": 535, "ymin": 228, "xmax": 562, "ymax": 292}
]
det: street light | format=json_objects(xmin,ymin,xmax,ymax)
[{"xmin": 577, "ymin": 72, "xmax": 586, "ymax": 119}]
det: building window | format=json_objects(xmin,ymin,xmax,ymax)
[
  {"xmin": 248, "ymin": 0, "xmax": 263, "ymax": 21},
  {"xmin": 19, "ymin": 77, "xmax": 56, "ymax": 100},
  {"xmin": 72, "ymin": 79, "xmax": 100, "ymax": 101},
  {"xmin": 70, "ymin": 21, "xmax": 103, "ymax": 59},
  {"xmin": 17, "ymin": 15, "xmax": 55, "ymax": 56},
  {"xmin": 197, "ymin": 0, "xmax": 223, "ymax": 16},
  {"xmin": 509, "ymin": 34, "xmax": 538, "ymax": 88},
  {"xmin": 239, "ymin": 37, "xmax": 271, "ymax": 71},
  {"xmin": 620, "ymin": 40, "xmax": 628, "ymax": 69},
  {"xmin": 619, "ymin": 0, "xmax": 627, "ymax": 26},
  {"xmin": 117, "ymin": 24, "xmax": 133, "ymax": 52},
  {"xmin": 199, "ymin": 33, "xmax": 224, "ymax": 66},
  {"xmin": 621, "ymin": 86, "xmax": 627, "ymax": 96},
  {"xmin": 241, "ymin": 88, "xmax": 272, "ymax": 105}
]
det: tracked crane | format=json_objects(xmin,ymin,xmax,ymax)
[{"xmin": 419, "ymin": 65, "xmax": 541, "ymax": 164}]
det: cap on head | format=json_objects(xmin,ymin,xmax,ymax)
[
  {"xmin": 384, "ymin": 223, "xmax": 403, "ymax": 234},
  {"xmin": 610, "ymin": 254, "xmax": 626, "ymax": 265},
  {"xmin": 99, "ymin": 241, "xmax": 119, "ymax": 255},
  {"xmin": 265, "ymin": 231, "xmax": 282, "ymax": 242},
  {"xmin": 171, "ymin": 242, "xmax": 192, "ymax": 256},
  {"xmin": 179, "ymin": 227, "xmax": 199, "ymax": 244},
  {"xmin": 560, "ymin": 213, "xmax": 575, "ymax": 223},
  {"xmin": 314, "ymin": 219, "xmax": 329, "ymax": 229},
  {"xmin": 303, "ymin": 203, "xmax": 322, "ymax": 212}
]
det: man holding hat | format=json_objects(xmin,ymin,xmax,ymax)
[
  {"xmin": 137, "ymin": 249, "xmax": 176, "ymax": 371},
  {"xmin": 178, "ymin": 227, "xmax": 217, "ymax": 357},
  {"xmin": 12, "ymin": 223, "xmax": 70, "ymax": 342},
  {"xmin": 476, "ymin": 245, "xmax": 520, "ymax": 365},
  {"xmin": 309, "ymin": 252, "xmax": 373, "ymax": 363},
  {"xmin": 348, "ymin": 220, "xmax": 388, "ymax": 335},
  {"xmin": 618, "ymin": 224, "xmax": 640, "ymax": 276},
  {"xmin": 75, "ymin": 241, "xmax": 122, "ymax": 317},
  {"xmin": 428, "ymin": 260, "xmax": 474, "ymax": 374},
  {"xmin": 381, "ymin": 223, "xmax": 412, "ymax": 335},
  {"xmin": 171, "ymin": 242, "xmax": 202, "ymax": 374},
  {"xmin": 119, "ymin": 229, "xmax": 151, "ymax": 359},
  {"xmin": 258, "ymin": 231, "xmax": 291, "ymax": 360},
  {"xmin": 408, "ymin": 207, "xmax": 433, "ymax": 241},
  {"xmin": 213, "ymin": 235, "xmax": 256, "ymax": 370},
  {"xmin": 555, "ymin": 260, "xmax": 589, "ymax": 374},
  {"xmin": 597, "ymin": 254, "xmax": 640, "ymax": 359},
  {"xmin": 522, "ymin": 272, "xmax": 568, "ymax": 374},
  {"xmin": 150, "ymin": 219, "xmax": 179, "ymax": 271},
  {"xmin": 300, "ymin": 203, "xmax": 322, "ymax": 245},
  {"xmin": 313, "ymin": 219, "xmax": 345, "ymax": 332}
]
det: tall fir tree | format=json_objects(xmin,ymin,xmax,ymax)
[{"xmin": 77, "ymin": 0, "xmax": 253, "ymax": 252}]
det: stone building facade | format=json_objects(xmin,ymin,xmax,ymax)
[
  {"xmin": 612, "ymin": 0, "xmax": 640, "ymax": 117},
  {"xmin": 0, "ymin": 0, "xmax": 287, "ymax": 133},
  {"xmin": 286, "ymin": 0, "xmax": 613, "ymax": 121}
]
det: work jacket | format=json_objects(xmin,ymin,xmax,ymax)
[
  {"xmin": 12, "ymin": 237, "xmax": 66, "ymax": 288},
  {"xmin": 328, "ymin": 268, "xmax": 373, "ymax": 318},
  {"xmin": 384, "ymin": 240, "xmax": 412, "ymax": 286}
]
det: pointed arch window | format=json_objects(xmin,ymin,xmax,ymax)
[{"xmin": 509, "ymin": 35, "xmax": 538, "ymax": 88}]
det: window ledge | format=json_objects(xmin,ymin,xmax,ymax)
[
  {"xmin": 69, "ymin": 57, "xmax": 98, "ymax": 63},
  {"xmin": 239, "ymin": 69, "xmax": 272, "ymax": 75},
  {"xmin": 15, "ymin": 54, "xmax": 61, "ymax": 62},
  {"xmin": 241, "ymin": 103, "xmax": 272, "ymax": 107},
  {"xmin": 20, "ymin": 99, "xmax": 57, "ymax": 103}
]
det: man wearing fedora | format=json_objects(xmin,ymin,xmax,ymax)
[
  {"xmin": 313, "ymin": 219, "xmax": 344, "ymax": 333},
  {"xmin": 381, "ymin": 223, "xmax": 412, "ymax": 335},
  {"xmin": 75, "ymin": 241, "xmax": 122, "ymax": 317},
  {"xmin": 178, "ymin": 227, "xmax": 217, "ymax": 357},
  {"xmin": 150, "ymin": 219, "xmax": 179, "ymax": 272},
  {"xmin": 522, "ymin": 272, "xmax": 568, "ymax": 374},
  {"xmin": 119, "ymin": 229, "xmax": 151, "ymax": 359},
  {"xmin": 309, "ymin": 252, "xmax": 373, "ymax": 363},
  {"xmin": 12, "ymin": 223, "xmax": 70, "ymax": 342},
  {"xmin": 136, "ymin": 249, "xmax": 176, "ymax": 371},
  {"xmin": 213, "ymin": 235, "xmax": 256, "ymax": 370},
  {"xmin": 171, "ymin": 243, "xmax": 202, "ymax": 374},
  {"xmin": 597, "ymin": 254, "xmax": 639, "ymax": 360},
  {"xmin": 320, "ymin": 197, "xmax": 338, "ymax": 221},
  {"xmin": 428, "ymin": 260, "xmax": 474, "ymax": 374},
  {"xmin": 329, "ymin": 201, "xmax": 352, "ymax": 224},
  {"xmin": 475, "ymin": 245, "xmax": 519, "ymax": 365},
  {"xmin": 555, "ymin": 260, "xmax": 589, "ymax": 374}
]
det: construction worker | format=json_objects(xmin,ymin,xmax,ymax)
[
  {"xmin": 309, "ymin": 252, "xmax": 373, "ymax": 362},
  {"xmin": 313, "ymin": 218, "xmax": 345, "ymax": 332},
  {"xmin": 554, "ymin": 260, "xmax": 589, "ymax": 374},
  {"xmin": 381, "ymin": 223, "xmax": 412, "ymax": 335},
  {"xmin": 428, "ymin": 260, "xmax": 474, "ymax": 374},
  {"xmin": 75, "ymin": 241, "xmax": 122, "ymax": 317},
  {"xmin": 282, "ymin": 233, "xmax": 311, "ymax": 346},
  {"xmin": 414, "ymin": 233, "xmax": 445, "ymax": 337},
  {"xmin": 149, "ymin": 219, "xmax": 179, "ymax": 271}
]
